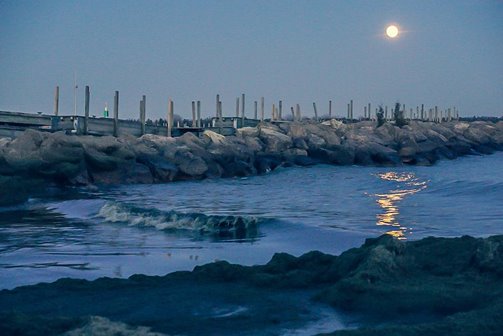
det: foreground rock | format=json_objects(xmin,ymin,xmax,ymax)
[
  {"xmin": 0, "ymin": 235, "xmax": 502, "ymax": 335},
  {"xmin": 1, "ymin": 120, "xmax": 502, "ymax": 204}
]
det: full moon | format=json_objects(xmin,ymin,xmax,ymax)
[{"xmin": 386, "ymin": 25, "xmax": 399, "ymax": 38}]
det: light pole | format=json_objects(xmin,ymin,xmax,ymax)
[{"xmin": 73, "ymin": 71, "xmax": 78, "ymax": 116}]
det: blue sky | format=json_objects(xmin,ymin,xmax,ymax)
[{"xmin": 1, "ymin": 0, "xmax": 502, "ymax": 119}]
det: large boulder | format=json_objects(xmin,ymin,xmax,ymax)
[
  {"xmin": 90, "ymin": 162, "xmax": 153, "ymax": 184},
  {"xmin": 304, "ymin": 124, "xmax": 341, "ymax": 146},
  {"xmin": 373, "ymin": 123, "xmax": 397, "ymax": 146},
  {"xmin": 236, "ymin": 127, "xmax": 260, "ymax": 138},
  {"xmin": 254, "ymin": 153, "xmax": 283, "ymax": 174},
  {"xmin": 353, "ymin": 141, "xmax": 400, "ymax": 166},
  {"xmin": 287, "ymin": 122, "xmax": 308, "ymax": 138},
  {"xmin": 167, "ymin": 147, "xmax": 208, "ymax": 178},
  {"xmin": 258, "ymin": 128, "xmax": 292, "ymax": 153},
  {"xmin": 308, "ymin": 145, "xmax": 355, "ymax": 165},
  {"xmin": 82, "ymin": 136, "xmax": 136, "ymax": 172},
  {"xmin": 2, "ymin": 129, "xmax": 47, "ymax": 171},
  {"xmin": 38, "ymin": 132, "xmax": 86, "ymax": 180},
  {"xmin": 138, "ymin": 134, "xmax": 177, "ymax": 153}
]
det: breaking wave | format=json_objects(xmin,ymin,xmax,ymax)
[{"xmin": 96, "ymin": 202, "xmax": 261, "ymax": 239}]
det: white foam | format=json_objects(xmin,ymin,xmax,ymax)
[{"xmin": 95, "ymin": 202, "xmax": 259, "ymax": 235}]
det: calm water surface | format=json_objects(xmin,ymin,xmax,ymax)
[{"xmin": 1, "ymin": 152, "xmax": 502, "ymax": 289}]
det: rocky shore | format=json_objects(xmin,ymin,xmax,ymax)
[
  {"xmin": 1, "ymin": 119, "xmax": 502, "ymax": 205},
  {"xmin": 1, "ymin": 234, "xmax": 501, "ymax": 335}
]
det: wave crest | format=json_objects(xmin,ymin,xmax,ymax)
[{"xmin": 96, "ymin": 202, "xmax": 260, "ymax": 239}]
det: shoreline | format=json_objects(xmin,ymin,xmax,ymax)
[
  {"xmin": 1, "ymin": 234, "xmax": 501, "ymax": 335},
  {"xmin": 1, "ymin": 119, "xmax": 502, "ymax": 205}
]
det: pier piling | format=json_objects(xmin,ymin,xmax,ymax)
[
  {"xmin": 241, "ymin": 93, "xmax": 245, "ymax": 125},
  {"xmin": 167, "ymin": 98, "xmax": 173, "ymax": 137},
  {"xmin": 192, "ymin": 101, "xmax": 196, "ymax": 127},
  {"xmin": 140, "ymin": 95, "xmax": 146, "ymax": 136},
  {"xmin": 54, "ymin": 86, "xmax": 59, "ymax": 116},
  {"xmin": 84, "ymin": 86, "xmax": 90, "ymax": 135},
  {"xmin": 260, "ymin": 97, "xmax": 264, "ymax": 121},
  {"xmin": 113, "ymin": 91, "xmax": 119, "ymax": 137},
  {"xmin": 197, "ymin": 100, "xmax": 201, "ymax": 127}
]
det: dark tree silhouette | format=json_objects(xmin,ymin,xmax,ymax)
[
  {"xmin": 377, "ymin": 105, "xmax": 385, "ymax": 127},
  {"xmin": 394, "ymin": 102, "xmax": 407, "ymax": 127}
]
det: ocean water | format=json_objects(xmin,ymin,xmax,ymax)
[{"xmin": 1, "ymin": 152, "xmax": 502, "ymax": 290}]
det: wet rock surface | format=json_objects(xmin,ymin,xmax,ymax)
[
  {"xmin": 0, "ymin": 120, "xmax": 502, "ymax": 205},
  {"xmin": 0, "ymin": 235, "xmax": 502, "ymax": 335}
]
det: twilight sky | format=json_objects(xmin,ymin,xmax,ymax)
[{"xmin": 1, "ymin": 0, "xmax": 502, "ymax": 120}]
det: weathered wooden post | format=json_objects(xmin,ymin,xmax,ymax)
[
  {"xmin": 241, "ymin": 93, "xmax": 245, "ymax": 126},
  {"xmin": 350, "ymin": 100, "xmax": 353, "ymax": 120},
  {"xmin": 260, "ymin": 97, "xmax": 264, "ymax": 121},
  {"xmin": 113, "ymin": 90, "xmax": 119, "ymax": 137},
  {"xmin": 290, "ymin": 107, "xmax": 295, "ymax": 121},
  {"xmin": 421, "ymin": 104, "xmax": 424, "ymax": 121},
  {"xmin": 167, "ymin": 98, "xmax": 173, "ymax": 137},
  {"xmin": 435, "ymin": 106, "xmax": 438, "ymax": 123},
  {"xmin": 54, "ymin": 86, "xmax": 60, "ymax": 116},
  {"xmin": 196, "ymin": 100, "xmax": 201, "ymax": 127},
  {"xmin": 272, "ymin": 103, "xmax": 276, "ymax": 120},
  {"xmin": 347, "ymin": 103, "xmax": 350, "ymax": 119},
  {"xmin": 218, "ymin": 100, "xmax": 223, "ymax": 133},
  {"xmin": 139, "ymin": 100, "xmax": 143, "ymax": 132},
  {"xmin": 191, "ymin": 101, "xmax": 196, "ymax": 127},
  {"xmin": 364, "ymin": 106, "xmax": 367, "ymax": 119},
  {"xmin": 235, "ymin": 97, "xmax": 240, "ymax": 118},
  {"xmin": 385, "ymin": 106, "xmax": 388, "ymax": 120},
  {"xmin": 84, "ymin": 85, "xmax": 90, "ymax": 135},
  {"xmin": 216, "ymin": 94, "xmax": 220, "ymax": 118},
  {"xmin": 278, "ymin": 100, "xmax": 282, "ymax": 120},
  {"xmin": 254, "ymin": 101, "xmax": 258, "ymax": 120},
  {"xmin": 313, "ymin": 102, "xmax": 318, "ymax": 121},
  {"xmin": 329, "ymin": 100, "xmax": 332, "ymax": 118},
  {"xmin": 368, "ymin": 103, "xmax": 371, "ymax": 120},
  {"xmin": 140, "ymin": 95, "xmax": 146, "ymax": 136},
  {"xmin": 296, "ymin": 104, "xmax": 301, "ymax": 121}
]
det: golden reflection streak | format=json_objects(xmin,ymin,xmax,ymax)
[{"xmin": 374, "ymin": 172, "xmax": 427, "ymax": 240}]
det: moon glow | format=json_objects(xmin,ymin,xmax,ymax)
[{"xmin": 386, "ymin": 25, "xmax": 399, "ymax": 38}]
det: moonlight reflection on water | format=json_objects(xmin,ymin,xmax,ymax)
[{"xmin": 374, "ymin": 172, "xmax": 428, "ymax": 239}]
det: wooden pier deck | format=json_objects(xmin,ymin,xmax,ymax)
[{"xmin": 0, "ymin": 110, "xmax": 261, "ymax": 139}]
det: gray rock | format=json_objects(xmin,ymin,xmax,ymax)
[
  {"xmin": 169, "ymin": 148, "xmax": 208, "ymax": 177},
  {"xmin": 237, "ymin": 127, "xmax": 260, "ymax": 138},
  {"xmin": 91, "ymin": 162, "xmax": 153, "ymax": 184},
  {"xmin": 306, "ymin": 133, "xmax": 326, "ymax": 148},
  {"xmin": 3, "ymin": 129, "xmax": 47, "ymax": 171},
  {"xmin": 304, "ymin": 123, "xmax": 341, "ymax": 146},
  {"xmin": 259, "ymin": 127, "xmax": 292, "ymax": 153}
]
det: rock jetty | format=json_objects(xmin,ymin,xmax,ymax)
[
  {"xmin": 1, "ymin": 234, "xmax": 501, "ymax": 335},
  {"xmin": 1, "ymin": 120, "xmax": 502, "ymax": 204}
]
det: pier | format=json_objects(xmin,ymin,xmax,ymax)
[{"xmin": 0, "ymin": 87, "xmax": 462, "ymax": 139}]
